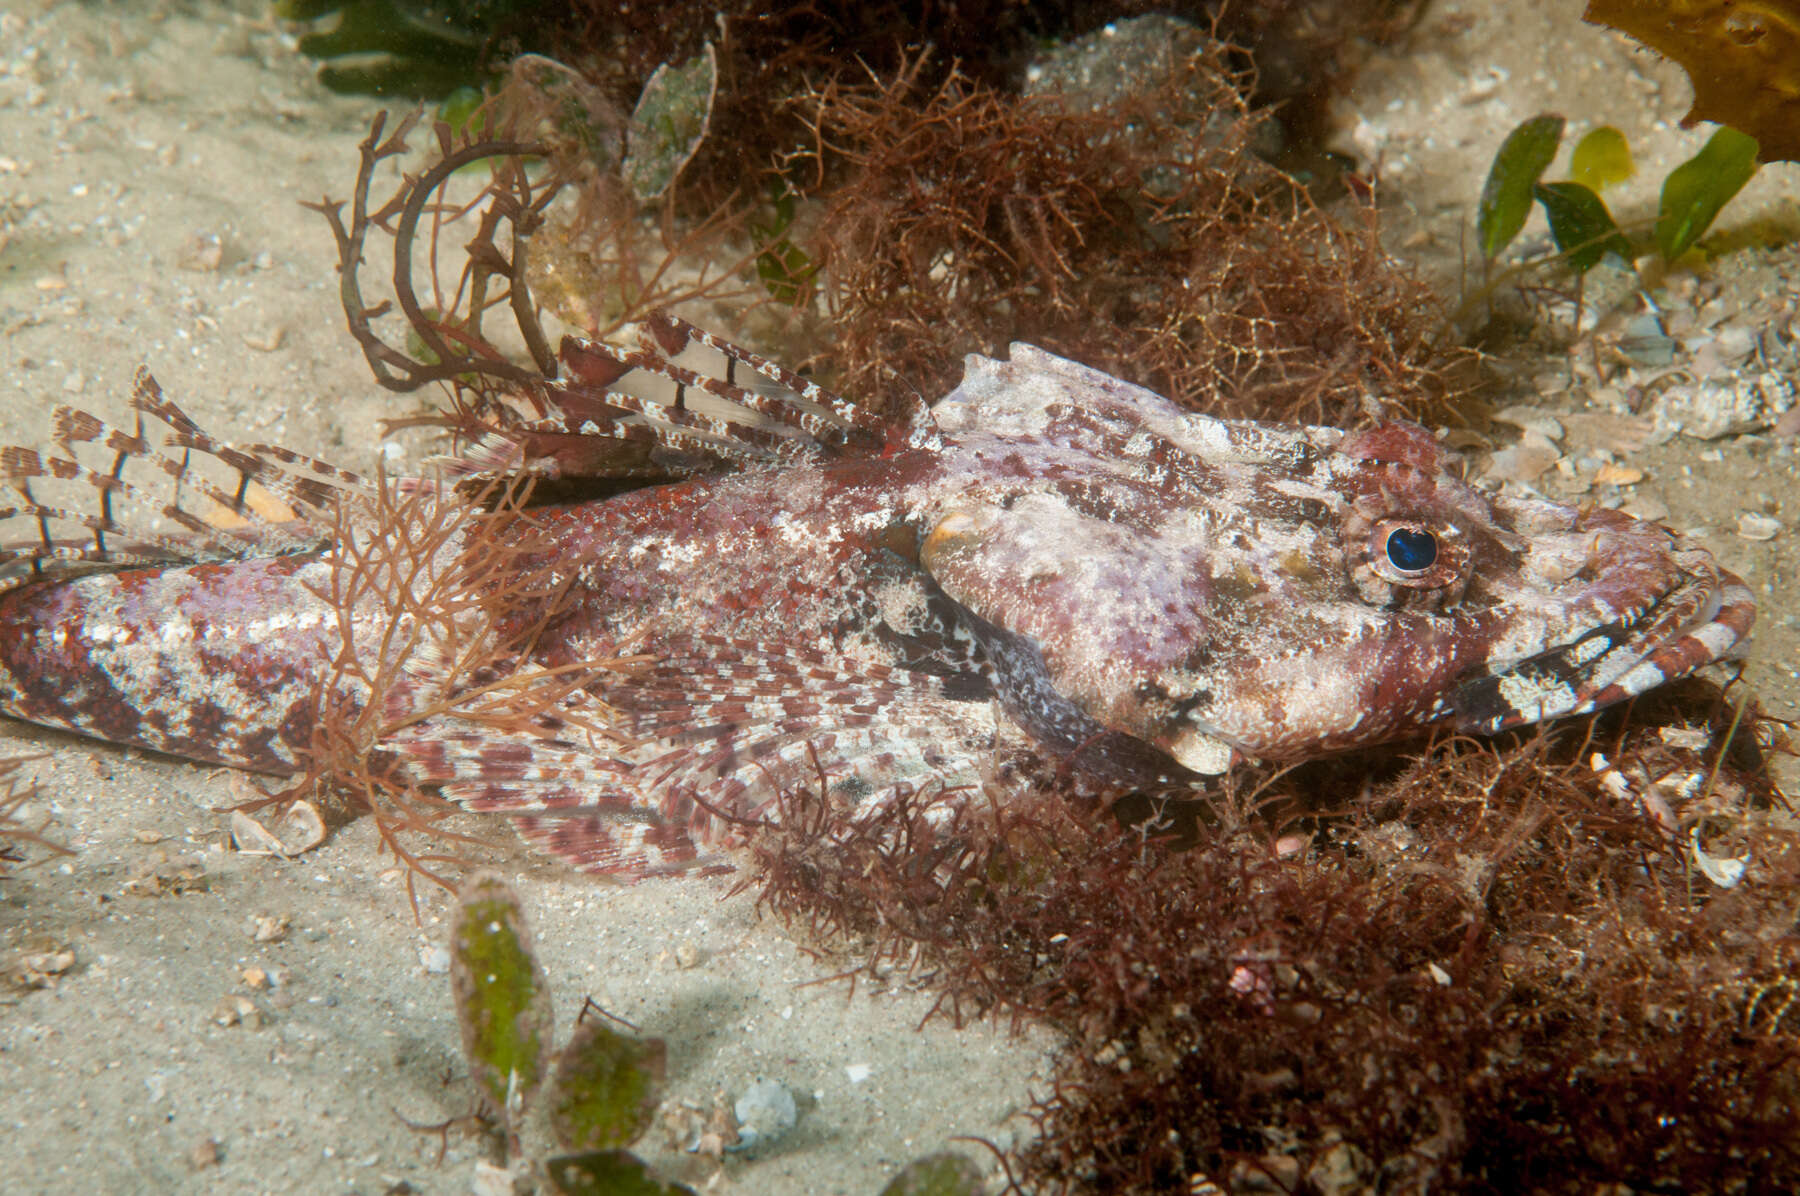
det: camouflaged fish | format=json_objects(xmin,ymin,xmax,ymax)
[{"xmin": 0, "ymin": 315, "xmax": 1757, "ymax": 876}]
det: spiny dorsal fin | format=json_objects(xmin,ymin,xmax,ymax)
[
  {"xmin": 0, "ymin": 368, "xmax": 361, "ymax": 592},
  {"xmin": 436, "ymin": 311, "xmax": 940, "ymax": 483}
]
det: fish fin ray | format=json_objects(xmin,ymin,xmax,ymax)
[{"xmin": 0, "ymin": 370, "xmax": 358, "ymax": 591}]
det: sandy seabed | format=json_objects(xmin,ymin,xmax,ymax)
[
  {"xmin": 1, "ymin": 2, "xmax": 1795, "ymax": 1194},
  {"xmin": 0, "ymin": 5, "xmax": 1046, "ymax": 1193}
]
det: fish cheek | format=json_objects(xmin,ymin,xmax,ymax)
[{"xmin": 919, "ymin": 505, "xmax": 1221, "ymax": 778}]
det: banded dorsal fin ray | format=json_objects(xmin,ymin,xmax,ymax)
[
  {"xmin": 0, "ymin": 368, "xmax": 362, "ymax": 592},
  {"xmin": 437, "ymin": 310, "xmax": 940, "ymax": 483}
]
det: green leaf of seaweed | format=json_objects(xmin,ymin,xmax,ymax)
[
  {"xmin": 1532, "ymin": 181, "xmax": 1633, "ymax": 273},
  {"xmin": 1477, "ymin": 115, "xmax": 1566, "ymax": 261},
  {"xmin": 545, "ymin": 1016, "xmax": 667, "ymax": 1153},
  {"xmin": 749, "ymin": 187, "xmax": 818, "ymax": 304},
  {"xmin": 510, "ymin": 54, "xmax": 624, "ymax": 172},
  {"xmin": 1569, "ymin": 125, "xmax": 1633, "ymax": 191},
  {"xmin": 544, "ymin": 1150, "xmax": 697, "ymax": 1196},
  {"xmin": 879, "ymin": 1152, "xmax": 989, "ymax": 1196},
  {"xmin": 450, "ymin": 873, "xmax": 554, "ymax": 1123},
  {"xmin": 284, "ymin": 0, "xmax": 487, "ymax": 98},
  {"xmin": 1655, "ymin": 126, "xmax": 1760, "ymax": 262},
  {"xmin": 623, "ymin": 44, "xmax": 718, "ymax": 202}
]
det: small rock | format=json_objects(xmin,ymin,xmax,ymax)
[
  {"xmin": 249, "ymin": 913, "xmax": 291, "ymax": 943},
  {"xmin": 1620, "ymin": 313, "xmax": 1675, "ymax": 367},
  {"xmin": 1307, "ymin": 1137, "xmax": 1372, "ymax": 1196},
  {"xmin": 1592, "ymin": 462, "xmax": 1643, "ymax": 486},
  {"xmin": 177, "ymin": 233, "xmax": 224, "ymax": 272},
  {"xmin": 122, "ymin": 853, "xmax": 210, "ymax": 897},
  {"xmin": 1484, "ymin": 430, "xmax": 1561, "ymax": 483},
  {"xmin": 420, "ymin": 944, "xmax": 451, "ymax": 975},
  {"xmin": 241, "ymin": 326, "xmax": 285, "ymax": 352},
  {"xmin": 1491, "ymin": 406, "xmax": 1565, "ymax": 441},
  {"xmin": 188, "ymin": 1138, "xmax": 222, "ymax": 1170},
  {"xmin": 1736, "ymin": 512, "xmax": 1781, "ymax": 541},
  {"xmin": 211, "ymin": 994, "xmax": 264, "ymax": 1029},
  {"xmin": 1690, "ymin": 827, "xmax": 1748, "ymax": 890},
  {"xmin": 470, "ymin": 1160, "xmax": 527, "ymax": 1196},
  {"xmin": 230, "ymin": 799, "xmax": 326, "ymax": 857},
  {"xmin": 1658, "ymin": 725, "xmax": 1712, "ymax": 750},
  {"xmin": 5, "ymin": 945, "xmax": 76, "ymax": 989},
  {"xmin": 733, "ymin": 1076, "xmax": 798, "ymax": 1150},
  {"xmin": 1649, "ymin": 372, "xmax": 1797, "ymax": 441},
  {"xmin": 1621, "ymin": 494, "xmax": 1670, "ymax": 523}
]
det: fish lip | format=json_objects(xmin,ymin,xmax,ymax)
[{"xmin": 1449, "ymin": 550, "xmax": 1755, "ymax": 735}]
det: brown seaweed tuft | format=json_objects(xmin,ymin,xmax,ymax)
[
  {"xmin": 746, "ymin": 679, "xmax": 1798, "ymax": 1192},
  {"xmin": 0, "ymin": 756, "xmax": 67, "ymax": 870},
  {"xmin": 791, "ymin": 47, "xmax": 1452, "ymax": 425},
  {"xmin": 458, "ymin": 13, "xmax": 1462, "ymax": 430},
  {"xmin": 527, "ymin": 1, "xmax": 1425, "ymax": 213}
]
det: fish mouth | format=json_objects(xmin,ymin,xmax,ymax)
[{"xmin": 1450, "ymin": 546, "xmax": 1756, "ymax": 735}]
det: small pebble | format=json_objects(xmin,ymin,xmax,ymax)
[
  {"xmin": 1592, "ymin": 462, "xmax": 1643, "ymax": 486},
  {"xmin": 733, "ymin": 1076, "xmax": 798, "ymax": 1149},
  {"xmin": 211, "ymin": 994, "xmax": 264, "ymax": 1029},
  {"xmin": 188, "ymin": 1138, "xmax": 222, "ymax": 1171},
  {"xmin": 1736, "ymin": 512, "xmax": 1781, "ymax": 541},
  {"xmin": 177, "ymin": 232, "xmax": 224, "ymax": 272},
  {"xmin": 250, "ymin": 913, "xmax": 291, "ymax": 943}
]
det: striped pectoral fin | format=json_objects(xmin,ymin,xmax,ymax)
[
  {"xmin": 388, "ymin": 636, "xmax": 998, "ymax": 881},
  {"xmin": 383, "ymin": 723, "xmax": 731, "ymax": 880},
  {"xmin": 608, "ymin": 634, "xmax": 999, "ymax": 829}
]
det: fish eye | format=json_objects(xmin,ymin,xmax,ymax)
[
  {"xmin": 1384, "ymin": 527, "xmax": 1438, "ymax": 574},
  {"xmin": 1344, "ymin": 510, "xmax": 1470, "ymax": 606}
]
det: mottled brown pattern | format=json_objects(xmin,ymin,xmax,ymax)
[{"xmin": 0, "ymin": 324, "xmax": 1757, "ymax": 878}]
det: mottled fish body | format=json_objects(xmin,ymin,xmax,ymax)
[{"xmin": 0, "ymin": 319, "xmax": 1756, "ymax": 876}]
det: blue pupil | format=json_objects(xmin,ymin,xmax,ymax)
[{"xmin": 1385, "ymin": 527, "xmax": 1437, "ymax": 572}]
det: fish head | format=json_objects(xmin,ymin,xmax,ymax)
[{"xmin": 921, "ymin": 346, "xmax": 1754, "ymax": 776}]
